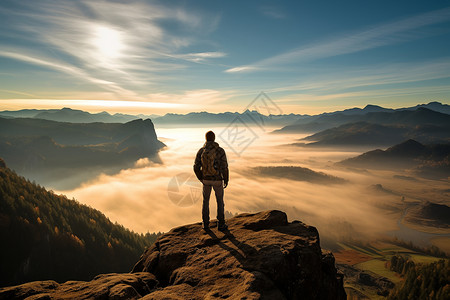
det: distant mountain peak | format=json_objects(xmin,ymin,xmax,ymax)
[
  {"xmin": 386, "ymin": 139, "xmax": 427, "ymax": 156},
  {"xmin": 363, "ymin": 104, "xmax": 384, "ymax": 110}
]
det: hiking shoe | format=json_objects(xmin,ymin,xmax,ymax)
[{"xmin": 218, "ymin": 224, "xmax": 228, "ymax": 231}]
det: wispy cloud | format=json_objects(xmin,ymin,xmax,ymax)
[
  {"xmin": 281, "ymin": 58, "xmax": 450, "ymax": 98},
  {"xmin": 226, "ymin": 7, "xmax": 450, "ymax": 73},
  {"xmin": 270, "ymin": 58, "xmax": 450, "ymax": 94},
  {"xmin": 0, "ymin": 0, "xmax": 223, "ymax": 100},
  {"xmin": 260, "ymin": 6, "xmax": 286, "ymax": 19},
  {"xmin": 165, "ymin": 51, "xmax": 227, "ymax": 63}
]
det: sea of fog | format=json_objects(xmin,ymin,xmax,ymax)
[{"xmin": 55, "ymin": 125, "xmax": 449, "ymax": 248}]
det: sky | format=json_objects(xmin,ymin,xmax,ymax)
[{"xmin": 0, "ymin": 0, "xmax": 450, "ymax": 115}]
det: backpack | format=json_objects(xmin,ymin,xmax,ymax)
[{"xmin": 201, "ymin": 146, "xmax": 219, "ymax": 177}]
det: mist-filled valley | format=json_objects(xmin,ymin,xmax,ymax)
[
  {"xmin": 1, "ymin": 105, "xmax": 449, "ymax": 299},
  {"xmin": 45, "ymin": 124, "xmax": 448, "ymax": 251}
]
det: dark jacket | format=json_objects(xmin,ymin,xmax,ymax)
[{"xmin": 193, "ymin": 141, "xmax": 229, "ymax": 182}]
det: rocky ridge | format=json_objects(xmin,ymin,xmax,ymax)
[{"xmin": 0, "ymin": 210, "xmax": 346, "ymax": 299}]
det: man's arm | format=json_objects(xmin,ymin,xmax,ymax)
[
  {"xmin": 218, "ymin": 148, "xmax": 229, "ymax": 187},
  {"xmin": 193, "ymin": 148, "xmax": 203, "ymax": 181}
]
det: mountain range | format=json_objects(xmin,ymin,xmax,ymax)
[
  {"xmin": 295, "ymin": 108, "xmax": 450, "ymax": 147},
  {"xmin": 0, "ymin": 107, "xmax": 158, "ymax": 124},
  {"xmin": 1, "ymin": 101, "xmax": 447, "ymax": 127},
  {"xmin": 275, "ymin": 102, "xmax": 450, "ymax": 133},
  {"xmin": 0, "ymin": 107, "xmax": 304, "ymax": 126},
  {"xmin": 152, "ymin": 110, "xmax": 307, "ymax": 127}
]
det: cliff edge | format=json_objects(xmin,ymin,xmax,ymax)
[{"xmin": 0, "ymin": 210, "xmax": 346, "ymax": 299}]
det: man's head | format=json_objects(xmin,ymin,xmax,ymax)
[{"xmin": 205, "ymin": 131, "xmax": 215, "ymax": 142}]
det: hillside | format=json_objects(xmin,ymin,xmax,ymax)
[
  {"xmin": 0, "ymin": 211, "xmax": 347, "ymax": 299},
  {"xmin": 252, "ymin": 166, "xmax": 346, "ymax": 184},
  {"xmin": 405, "ymin": 201, "xmax": 450, "ymax": 228},
  {"xmin": 338, "ymin": 140, "xmax": 450, "ymax": 179},
  {"xmin": 0, "ymin": 118, "xmax": 165, "ymax": 188},
  {"xmin": 0, "ymin": 159, "xmax": 159, "ymax": 287},
  {"xmin": 276, "ymin": 106, "xmax": 450, "ymax": 134},
  {"xmin": 300, "ymin": 122, "xmax": 408, "ymax": 146}
]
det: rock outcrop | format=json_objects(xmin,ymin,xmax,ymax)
[{"xmin": 0, "ymin": 210, "xmax": 346, "ymax": 299}]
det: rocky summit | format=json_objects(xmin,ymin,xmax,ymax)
[{"xmin": 0, "ymin": 210, "xmax": 346, "ymax": 299}]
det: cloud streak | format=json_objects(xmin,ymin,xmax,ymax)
[
  {"xmin": 269, "ymin": 58, "xmax": 450, "ymax": 96},
  {"xmin": 226, "ymin": 7, "xmax": 450, "ymax": 73},
  {"xmin": 0, "ymin": 0, "xmax": 224, "ymax": 100}
]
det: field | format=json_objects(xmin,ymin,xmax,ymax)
[{"xmin": 333, "ymin": 240, "xmax": 446, "ymax": 299}]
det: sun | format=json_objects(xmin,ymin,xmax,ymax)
[{"xmin": 93, "ymin": 26, "xmax": 123, "ymax": 58}]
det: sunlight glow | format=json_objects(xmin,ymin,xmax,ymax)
[
  {"xmin": 93, "ymin": 26, "xmax": 123, "ymax": 58},
  {"xmin": 0, "ymin": 99, "xmax": 185, "ymax": 113}
]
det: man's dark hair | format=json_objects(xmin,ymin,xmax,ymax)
[{"xmin": 205, "ymin": 131, "xmax": 215, "ymax": 141}]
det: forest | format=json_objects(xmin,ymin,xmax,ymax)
[
  {"xmin": 0, "ymin": 158, "xmax": 160, "ymax": 287},
  {"xmin": 388, "ymin": 255, "xmax": 449, "ymax": 299}
]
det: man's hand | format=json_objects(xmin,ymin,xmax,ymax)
[{"xmin": 224, "ymin": 181, "xmax": 228, "ymax": 189}]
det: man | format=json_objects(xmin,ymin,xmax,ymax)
[{"xmin": 193, "ymin": 131, "xmax": 229, "ymax": 231}]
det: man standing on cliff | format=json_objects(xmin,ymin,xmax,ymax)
[{"xmin": 194, "ymin": 131, "xmax": 229, "ymax": 231}]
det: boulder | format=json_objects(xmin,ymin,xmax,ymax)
[{"xmin": 132, "ymin": 210, "xmax": 346, "ymax": 299}]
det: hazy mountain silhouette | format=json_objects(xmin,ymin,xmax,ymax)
[
  {"xmin": 0, "ymin": 109, "xmax": 46, "ymax": 118},
  {"xmin": 398, "ymin": 101, "xmax": 450, "ymax": 114},
  {"xmin": 154, "ymin": 102, "xmax": 450, "ymax": 128},
  {"xmin": 0, "ymin": 158, "xmax": 159, "ymax": 287},
  {"xmin": 34, "ymin": 107, "xmax": 140, "ymax": 123},
  {"xmin": 1, "ymin": 101, "xmax": 447, "ymax": 127},
  {"xmin": 276, "ymin": 105, "xmax": 450, "ymax": 133},
  {"xmin": 338, "ymin": 140, "xmax": 450, "ymax": 179},
  {"xmin": 252, "ymin": 166, "xmax": 346, "ymax": 184},
  {"xmin": 0, "ymin": 108, "xmax": 306, "ymax": 126},
  {"xmin": 296, "ymin": 109, "xmax": 450, "ymax": 146},
  {"xmin": 0, "ymin": 118, "xmax": 165, "ymax": 188},
  {"xmin": 152, "ymin": 110, "xmax": 307, "ymax": 127},
  {"xmin": 0, "ymin": 108, "xmax": 151, "ymax": 123}
]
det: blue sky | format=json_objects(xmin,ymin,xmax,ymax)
[{"xmin": 0, "ymin": 0, "xmax": 449, "ymax": 114}]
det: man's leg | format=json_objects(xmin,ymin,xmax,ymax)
[
  {"xmin": 212, "ymin": 181, "xmax": 225, "ymax": 226},
  {"xmin": 202, "ymin": 181, "xmax": 213, "ymax": 226}
]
